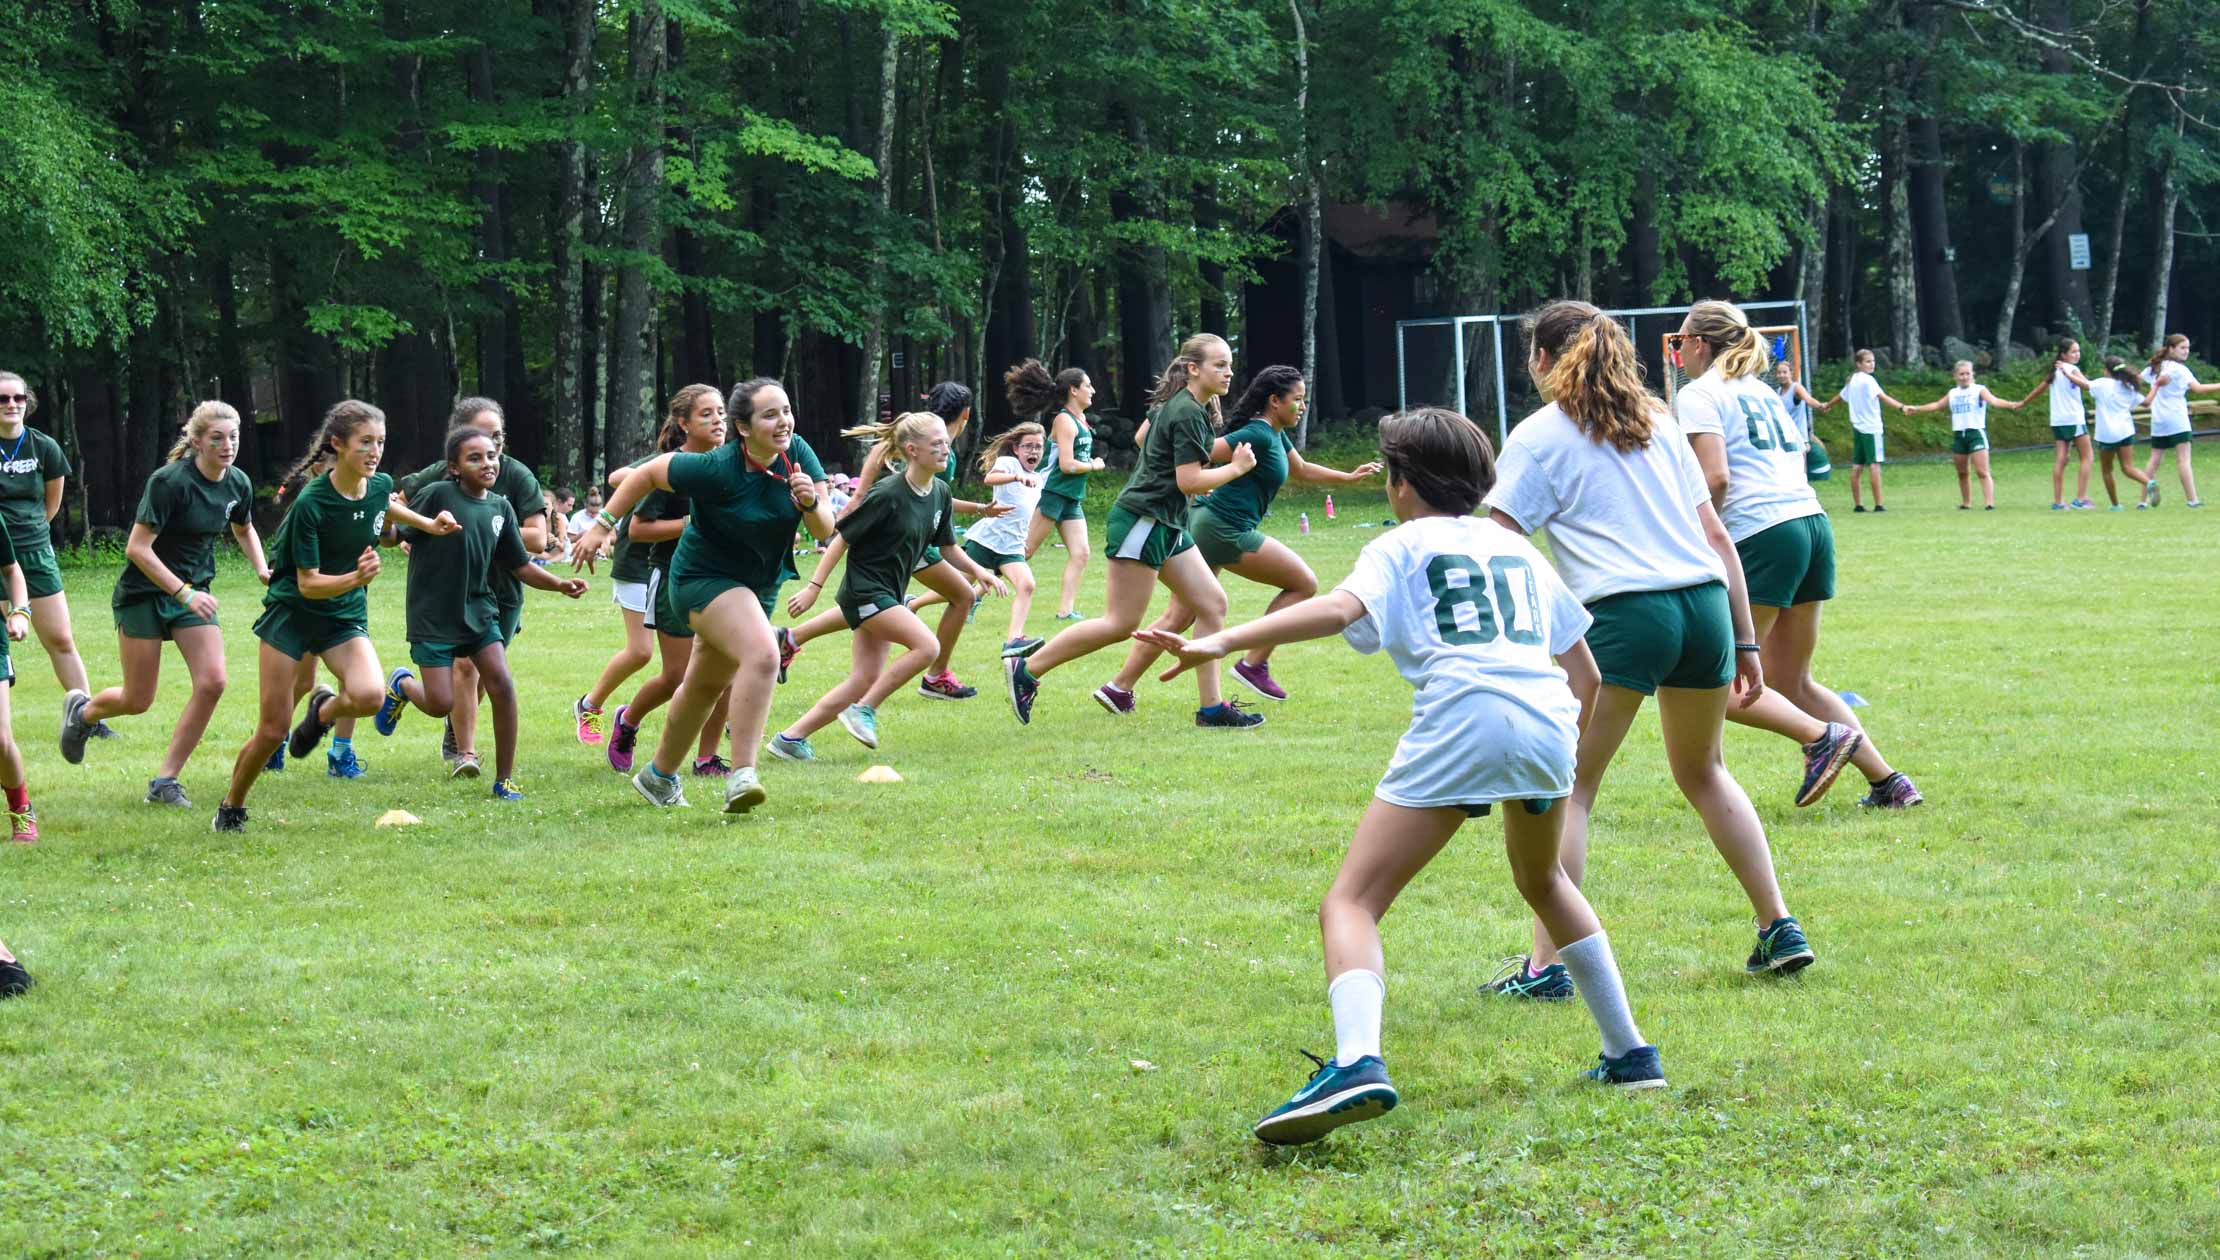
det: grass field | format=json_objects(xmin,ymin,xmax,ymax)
[{"xmin": 3, "ymin": 444, "xmax": 2217, "ymax": 1257}]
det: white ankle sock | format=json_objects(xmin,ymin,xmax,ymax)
[
  {"xmin": 1557, "ymin": 931, "xmax": 1643, "ymax": 1058},
  {"xmin": 1327, "ymin": 969, "xmax": 1385, "ymax": 1066}
]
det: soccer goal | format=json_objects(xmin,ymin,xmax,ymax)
[{"xmin": 1395, "ymin": 300, "xmax": 1811, "ymax": 442}]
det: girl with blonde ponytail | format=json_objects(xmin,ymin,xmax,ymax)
[
  {"xmin": 65, "ymin": 403, "xmax": 272, "ymax": 810},
  {"xmin": 1673, "ymin": 299, "xmax": 1921, "ymax": 813},
  {"xmin": 1481, "ymin": 300, "xmax": 1822, "ymax": 998}
]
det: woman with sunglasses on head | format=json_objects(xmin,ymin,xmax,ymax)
[{"xmin": 0, "ymin": 370, "xmax": 105, "ymax": 745}]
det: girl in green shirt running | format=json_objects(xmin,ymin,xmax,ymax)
[
  {"xmin": 1008, "ymin": 360, "xmax": 1105, "ymax": 620},
  {"xmin": 0, "ymin": 369, "xmax": 99, "ymax": 731}
]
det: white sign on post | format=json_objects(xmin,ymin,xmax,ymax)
[{"xmin": 2068, "ymin": 233, "xmax": 2092, "ymax": 271}]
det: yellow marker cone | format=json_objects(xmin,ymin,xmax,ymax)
[
  {"xmin": 857, "ymin": 765, "xmax": 903, "ymax": 784},
  {"xmin": 375, "ymin": 809, "xmax": 423, "ymax": 827}
]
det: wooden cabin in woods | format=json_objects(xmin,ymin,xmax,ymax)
[{"xmin": 1242, "ymin": 201, "xmax": 1442, "ymax": 423}]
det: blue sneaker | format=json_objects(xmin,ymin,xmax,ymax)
[
  {"xmin": 1583, "ymin": 1045, "xmax": 1668, "ymax": 1089},
  {"xmin": 1747, "ymin": 915, "xmax": 1816, "ymax": 975},
  {"xmin": 1253, "ymin": 1051, "xmax": 1400, "ymax": 1146},
  {"xmin": 1484, "ymin": 955, "xmax": 1576, "ymax": 1000},
  {"xmin": 1196, "ymin": 700, "xmax": 1265, "ymax": 730},
  {"xmin": 374, "ymin": 667, "xmax": 413, "ymax": 736},
  {"xmin": 326, "ymin": 745, "xmax": 367, "ymax": 779},
  {"xmin": 838, "ymin": 703, "xmax": 880, "ymax": 749},
  {"xmin": 2050, "ymin": 502, "xmax": 2065, "ymax": 511},
  {"xmin": 767, "ymin": 732, "xmax": 815, "ymax": 762},
  {"xmin": 264, "ymin": 746, "xmax": 285, "ymax": 773},
  {"xmin": 491, "ymin": 777, "xmax": 524, "ymax": 801},
  {"xmin": 1004, "ymin": 656, "xmax": 1039, "ymax": 725}
]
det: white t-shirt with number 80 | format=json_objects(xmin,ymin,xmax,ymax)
[{"xmin": 1336, "ymin": 515, "xmax": 1592, "ymax": 809}]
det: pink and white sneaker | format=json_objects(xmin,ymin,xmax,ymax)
[
  {"xmin": 8, "ymin": 803, "xmax": 37, "ymax": 844},
  {"xmin": 574, "ymin": 695, "xmax": 606, "ymax": 746}
]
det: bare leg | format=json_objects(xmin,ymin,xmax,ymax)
[
  {"xmin": 1656, "ymin": 684, "xmax": 1791, "ymax": 926},
  {"xmin": 1501, "ymin": 798, "xmax": 1603, "ymax": 959},
  {"xmin": 1023, "ymin": 558, "xmax": 1159, "ymax": 678},
  {"xmin": 1848, "ymin": 464, "xmax": 1866, "ymax": 509},
  {"xmin": 450, "ymin": 657, "xmax": 482, "ymax": 756},
  {"xmin": 154, "ymin": 626, "xmax": 228, "ymax": 780},
  {"xmin": 624, "ymin": 633, "xmax": 695, "ymax": 722},
  {"xmin": 1050, "ymin": 517, "xmax": 1091, "ymax": 616},
  {"xmin": 789, "ymin": 603, "xmax": 850, "ymax": 650},
  {"xmin": 1953, "ymin": 453, "xmax": 1972, "ymax": 507},
  {"xmin": 695, "ymin": 687, "xmax": 732, "ymax": 760},
  {"xmin": 1220, "ymin": 538, "xmax": 1319, "ymax": 666},
  {"xmin": 1868, "ymin": 464, "xmax": 1885, "ymax": 508},
  {"xmin": 1761, "ymin": 600, "xmax": 1895, "ymax": 782},
  {"xmin": 1111, "ymin": 594, "xmax": 1195, "ymax": 693},
  {"xmin": 223, "ymin": 643, "xmax": 309, "ymax": 808},
  {"xmin": 913, "ymin": 560, "xmax": 975, "ymax": 676},
  {"xmin": 83, "ymin": 634, "xmax": 166, "ymax": 725},
  {"xmin": 1973, "ymin": 449, "xmax": 1995, "ymax": 507},
  {"xmin": 2176, "ymin": 444, "xmax": 2199, "ymax": 502},
  {"xmin": 780, "ymin": 629, "xmax": 888, "ymax": 742},
  {"xmin": 2074, "ymin": 435, "xmax": 2093, "ymax": 501},
  {"xmin": 586, "ymin": 608, "xmax": 654, "ymax": 708},
  {"xmin": 29, "ymin": 592, "xmax": 89, "ymax": 693},
  {"xmin": 1001, "ymin": 562, "xmax": 1037, "ymax": 643},
  {"xmin": 652, "ymin": 589, "xmax": 776, "ymax": 776},
  {"xmin": 1533, "ymin": 685, "xmax": 1646, "ymax": 966},
  {"xmin": 1319, "ymin": 799, "xmax": 1465, "ymax": 981},
  {"xmin": 1155, "ymin": 548, "xmax": 1230, "ymax": 709},
  {"xmin": 2051, "ymin": 441, "xmax": 2069, "ymax": 504},
  {"xmin": 468, "ymin": 643, "xmax": 521, "ymax": 780}
]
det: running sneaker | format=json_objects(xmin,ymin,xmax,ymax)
[
  {"xmin": 775, "ymin": 625, "xmax": 800, "ymax": 684},
  {"xmin": 1232, "ymin": 659, "xmax": 1288, "ymax": 701},
  {"xmin": 1054, "ymin": 610, "xmax": 1085, "ymax": 621},
  {"xmin": 326, "ymin": 746, "xmax": 367, "ymax": 779},
  {"xmin": 375, "ymin": 667, "xmax": 413, "ymax": 736},
  {"xmin": 90, "ymin": 720, "xmax": 117, "ymax": 740},
  {"xmin": 1856, "ymin": 771, "xmax": 1925, "ymax": 809},
  {"xmin": 2145, "ymin": 478, "xmax": 2161, "ymax": 507},
  {"xmin": 450, "ymin": 752, "xmax": 483, "ymax": 780},
  {"xmin": 965, "ymin": 596, "xmax": 979, "ymax": 624},
  {"xmin": 1002, "ymin": 636, "xmax": 1044, "ymax": 659},
  {"xmin": 0, "ymin": 942, "xmax": 28, "ymax": 997},
  {"xmin": 2070, "ymin": 498, "xmax": 2096, "ymax": 510},
  {"xmin": 1090, "ymin": 682, "xmax": 1134, "ymax": 716},
  {"xmin": 1851, "ymin": 505, "xmax": 1866, "ymax": 513},
  {"xmin": 2110, "ymin": 504, "xmax": 2125, "ymax": 512},
  {"xmin": 145, "ymin": 777, "xmax": 191, "ymax": 808},
  {"xmin": 1005, "ymin": 657, "xmax": 1039, "ymax": 725},
  {"xmin": 607, "ymin": 705, "xmax": 639, "ymax": 774},
  {"xmin": 2050, "ymin": 502, "xmax": 2065, "ymax": 511},
  {"xmin": 212, "ymin": 803, "xmax": 248, "ymax": 833},
  {"xmin": 1746, "ymin": 915, "xmax": 1816, "ymax": 974},
  {"xmin": 767, "ymin": 732, "xmax": 815, "ymax": 762},
  {"xmin": 491, "ymin": 777, "xmax": 525, "ymax": 801},
  {"xmin": 722, "ymin": 765, "xmax": 767, "ymax": 815},
  {"xmin": 574, "ymin": 695, "xmax": 606, "ymax": 744},
  {"xmin": 1196, "ymin": 700, "xmax": 1265, "ymax": 730},
  {"xmin": 2189, "ymin": 499, "xmax": 2206, "ymax": 508},
  {"xmin": 1794, "ymin": 722, "xmax": 1865, "ymax": 807},
  {"xmin": 631, "ymin": 766, "xmax": 690, "ymax": 808},
  {"xmin": 289, "ymin": 684, "xmax": 337, "ymax": 758},
  {"xmin": 839, "ymin": 703, "xmax": 881, "ymax": 748},
  {"xmin": 692, "ymin": 754, "xmax": 733, "ymax": 778},
  {"xmin": 1583, "ymin": 1045, "xmax": 1668, "ymax": 1089},
  {"xmin": 1484, "ymin": 955, "xmax": 1576, "ymax": 1000},
  {"xmin": 918, "ymin": 671, "xmax": 976, "ymax": 700},
  {"xmin": 8, "ymin": 805, "xmax": 36, "ymax": 844},
  {"xmin": 1872, "ymin": 505, "xmax": 1887, "ymax": 513},
  {"xmin": 58, "ymin": 689, "xmax": 92, "ymax": 765},
  {"xmin": 1253, "ymin": 1051, "xmax": 1400, "ymax": 1146},
  {"xmin": 440, "ymin": 716, "xmax": 461, "ymax": 769},
  {"xmin": 264, "ymin": 746, "xmax": 286, "ymax": 773}
]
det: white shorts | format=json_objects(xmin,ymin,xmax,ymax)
[
  {"xmin": 1373, "ymin": 687, "xmax": 1576, "ymax": 812},
  {"xmin": 613, "ymin": 580, "xmax": 649, "ymax": 614}
]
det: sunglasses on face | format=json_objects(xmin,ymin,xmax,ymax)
[{"xmin": 0, "ymin": 394, "xmax": 27, "ymax": 404}]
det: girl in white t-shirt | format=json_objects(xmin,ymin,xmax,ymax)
[
  {"xmin": 2139, "ymin": 335, "xmax": 2220, "ymax": 507},
  {"xmin": 1675, "ymin": 301, "xmax": 1920, "ymax": 810},
  {"xmin": 913, "ymin": 421, "xmax": 1047, "ymax": 658},
  {"xmin": 2026, "ymin": 339, "xmax": 2098, "ymax": 509},
  {"xmin": 1484, "ymin": 300, "xmax": 1817, "ymax": 998},
  {"xmin": 2088, "ymin": 357, "xmax": 2158, "ymax": 509},
  {"xmin": 1136, "ymin": 407, "xmax": 1662, "ymax": 1147},
  {"xmin": 1904, "ymin": 361, "xmax": 2024, "ymax": 509},
  {"xmin": 1828, "ymin": 350, "xmax": 1912, "ymax": 512}
]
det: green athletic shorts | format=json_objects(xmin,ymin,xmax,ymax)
[
  {"xmin": 1852, "ymin": 431, "xmax": 1884, "ymax": 465},
  {"xmin": 410, "ymin": 625, "xmax": 504, "ymax": 669},
  {"xmin": 1104, "ymin": 505, "xmax": 1193, "ymax": 570},
  {"xmin": 659, "ymin": 567, "xmax": 779, "ymax": 635},
  {"xmin": 1191, "ymin": 505, "xmax": 1265, "ymax": 568},
  {"xmin": 1036, "ymin": 490, "xmax": 1086, "ymax": 524},
  {"xmin": 1805, "ymin": 438, "xmax": 1832, "ymax": 482},
  {"xmin": 1736, "ymin": 514, "xmax": 1836, "ymax": 609},
  {"xmin": 2151, "ymin": 431, "xmax": 2191, "ymax": 450},
  {"xmin": 645, "ymin": 567, "xmax": 694, "ymax": 640},
  {"xmin": 917, "ymin": 545, "xmax": 943, "ymax": 572},
  {"xmin": 113, "ymin": 592, "xmax": 216, "ymax": 641},
  {"xmin": 2097, "ymin": 434, "xmax": 2137, "ymax": 451},
  {"xmin": 1584, "ymin": 581, "xmax": 1734, "ymax": 695},
  {"xmin": 2052, "ymin": 423, "xmax": 2088, "ymax": 442},
  {"xmin": 252, "ymin": 602, "xmax": 367, "ymax": 661},
  {"xmin": 839, "ymin": 591, "xmax": 905, "ymax": 631},
  {"xmin": 1951, "ymin": 429, "xmax": 1989, "ymax": 455},
  {"xmin": 497, "ymin": 600, "xmax": 522, "ymax": 645},
  {"xmin": 17, "ymin": 542, "xmax": 63, "ymax": 601},
  {"xmin": 962, "ymin": 538, "xmax": 1024, "ymax": 572}
]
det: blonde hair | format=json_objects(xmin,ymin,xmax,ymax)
[
  {"xmin": 1525, "ymin": 301, "xmax": 1663, "ymax": 453},
  {"xmin": 1147, "ymin": 334, "xmax": 1229, "ymax": 428},
  {"xmin": 976, "ymin": 421, "xmax": 1045, "ymax": 475},
  {"xmin": 1953, "ymin": 360, "xmax": 1975, "ymax": 374},
  {"xmin": 842, "ymin": 410, "xmax": 944, "ymax": 465},
  {"xmin": 1685, "ymin": 300, "xmax": 1771, "ymax": 379},
  {"xmin": 168, "ymin": 401, "xmax": 242, "ymax": 462}
]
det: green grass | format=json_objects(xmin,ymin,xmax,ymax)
[{"xmin": 5, "ymin": 448, "xmax": 2217, "ymax": 1257}]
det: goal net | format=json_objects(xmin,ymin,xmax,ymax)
[{"xmin": 1662, "ymin": 325, "xmax": 1804, "ymax": 403}]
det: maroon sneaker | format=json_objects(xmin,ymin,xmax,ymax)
[{"xmin": 1232, "ymin": 659, "xmax": 1288, "ymax": 701}]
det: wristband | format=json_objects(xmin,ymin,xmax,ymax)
[
  {"xmin": 807, "ymin": 580, "xmax": 822, "ymax": 589},
  {"xmin": 595, "ymin": 509, "xmax": 618, "ymax": 529},
  {"xmin": 176, "ymin": 584, "xmax": 194, "ymax": 601},
  {"xmin": 1735, "ymin": 642, "xmax": 1760, "ymax": 653},
  {"xmin": 6, "ymin": 607, "xmax": 26, "ymax": 621}
]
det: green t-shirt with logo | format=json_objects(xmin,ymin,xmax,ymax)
[
  {"xmin": 404, "ymin": 453, "xmax": 545, "ymax": 612},
  {"xmin": 836, "ymin": 471, "xmax": 955, "ymax": 614},
  {"xmin": 114, "ymin": 459, "xmax": 256, "ymax": 602},
  {"xmin": 666, "ymin": 436, "xmax": 827, "ymax": 594},
  {"xmin": 264, "ymin": 472, "xmax": 395, "ymax": 624},
  {"xmin": 401, "ymin": 479, "xmax": 529, "ymax": 645},
  {"xmin": 1195, "ymin": 419, "xmax": 1293, "ymax": 532},
  {"xmin": 0, "ymin": 426, "xmax": 68, "ymax": 552},
  {"xmin": 1113, "ymin": 392, "xmax": 1213, "ymax": 529},
  {"xmin": 1042, "ymin": 411, "xmax": 1095, "ymax": 502}
]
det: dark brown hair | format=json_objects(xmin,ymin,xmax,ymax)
[
  {"xmin": 2149, "ymin": 333, "xmax": 2189, "ymax": 379},
  {"xmin": 1525, "ymin": 300, "xmax": 1661, "ymax": 453},
  {"xmin": 1005, "ymin": 359, "xmax": 1089, "ymax": 418},
  {"xmin": 727, "ymin": 377, "xmax": 784, "ymax": 431},
  {"xmin": 1228, "ymin": 366, "xmax": 1305, "ymax": 425},
  {"xmin": 280, "ymin": 400, "xmax": 386, "ymax": 492},
  {"xmin": 442, "ymin": 424, "xmax": 498, "ymax": 477},
  {"xmin": 657, "ymin": 383, "xmax": 724, "ymax": 453},
  {"xmin": 0, "ymin": 371, "xmax": 37, "ymax": 418},
  {"xmin": 1378, "ymin": 407, "xmax": 1495, "ymax": 515}
]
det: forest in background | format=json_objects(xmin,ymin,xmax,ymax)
[{"xmin": 2, "ymin": 0, "xmax": 2215, "ymax": 536}]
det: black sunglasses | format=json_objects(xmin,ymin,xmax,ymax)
[{"xmin": 0, "ymin": 394, "xmax": 27, "ymax": 404}]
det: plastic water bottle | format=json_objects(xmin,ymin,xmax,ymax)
[
  {"xmin": 1299, "ymin": 512, "xmax": 1310, "ymax": 535},
  {"xmin": 1324, "ymin": 494, "xmax": 1336, "ymax": 520}
]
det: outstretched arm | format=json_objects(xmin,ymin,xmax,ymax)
[
  {"xmin": 1288, "ymin": 447, "xmax": 1383, "ymax": 484},
  {"xmin": 571, "ymin": 453, "xmax": 676, "ymax": 569},
  {"xmin": 1135, "ymin": 590, "xmax": 1366, "ymax": 681},
  {"xmin": 1980, "ymin": 388, "xmax": 2025, "ymax": 411},
  {"xmin": 514, "ymin": 561, "xmax": 588, "ymax": 598}
]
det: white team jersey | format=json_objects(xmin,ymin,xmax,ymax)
[
  {"xmin": 1337, "ymin": 515, "xmax": 1591, "ymax": 808},
  {"xmin": 963, "ymin": 456, "xmax": 1043, "ymax": 556},
  {"xmin": 1946, "ymin": 385, "xmax": 1988, "ymax": 432},
  {"xmin": 1841, "ymin": 372, "xmax": 1885, "ymax": 434},
  {"xmin": 1485, "ymin": 402, "xmax": 1725, "ymax": 604},
  {"xmin": 2143, "ymin": 363, "xmax": 2196, "ymax": 437},
  {"xmin": 1676, "ymin": 369, "xmax": 1825, "ymax": 542},
  {"xmin": 2090, "ymin": 378, "xmax": 2139, "ymax": 444},
  {"xmin": 2048, "ymin": 368, "xmax": 2085, "ymax": 427}
]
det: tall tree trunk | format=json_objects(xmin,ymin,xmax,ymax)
[
  {"xmin": 466, "ymin": 45, "xmax": 512, "ymax": 410},
  {"xmin": 1882, "ymin": 114, "xmax": 1921, "ymax": 366},
  {"xmin": 1993, "ymin": 143, "xmax": 2030, "ymax": 358},
  {"xmin": 856, "ymin": 27, "xmax": 898, "ymax": 430},
  {"xmin": 608, "ymin": 1, "xmax": 666, "ymax": 466},
  {"xmin": 1197, "ymin": 187, "xmax": 1227, "ymax": 339},
  {"xmin": 979, "ymin": 57, "xmax": 1035, "ymax": 428},
  {"xmin": 2144, "ymin": 117, "xmax": 2181, "ymax": 341},
  {"xmin": 1110, "ymin": 101, "xmax": 1172, "ymax": 426},
  {"xmin": 1796, "ymin": 190, "xmax": 1829, "ymax": 369},
  {"xmin": 1831, "ymin": 193, "xmax": 1856, "ymax": 359},
  {"xmin": 209, "ymin": 251, "xmax": 260, "ymax": 480},
  {"xmin": 1909, "ymin": 114, "xmax": 1964, "ymax": 342},
  {"xmin": 2094, "ymin": 158, "xmax": 2134, "ymax": 352},
  {"xmin": 2036, "ymin": 0, "xmax": 2094, "ymax": 336},
  {"xmin": 1630, "ymin": 170, "xmax": 1662, "ymax": 303},
  {"xmin": 1292, "ymin": 0, "xmax": 1319, "ymax": 442},
  {"xmin": 552, "ymin": 0, "xmax": 595, "ymax": 486}
]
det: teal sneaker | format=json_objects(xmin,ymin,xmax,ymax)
[
  {"xmin": 1005, "ymin": 657, "xmax": 1039, "ymax": 724},
  {"xmin": 630, "ymin": 765, "xmax": 690, "ymax": 808},
  {"xmin": 325, "ymin": 745, "xmax": 367, "ymax": 779},
  {"xmin": 1253, "ymin": 1051, "xmax": 1399, "ymax": 1146},
  {"xmin": 1484, "ymin": 955, "xmax": 1576, "ymax": 1000},
  {"xmin": 838, "ymin": 703, "xmax": 880, "ymax": 748},
  {"xmin": 1582, "ymin": 1045, "xmax": 1667, "ymax": 1089},
  {"xmin": 491, "ymin": 777, "xmax": 525, "ymax": 801},
  {"xmin": 1746, "ymin": 916, "xmax": 1815, "ymax": 974},
  {"xmin": 767, "ymin": 732, "xmax": 815, "ymax": 762},
  {"xmin": 374, "ymin": 667, "xmax": 413, "ymax": 736},
  {"xmin": 1054, "ymin": 610, "xmax": 1085, "ymax": 622}
]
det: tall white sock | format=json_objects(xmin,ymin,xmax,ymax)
[
  {"xmin": 1557, "ymin": 931, "xmax": 1644, "ymax": 1058},
  {"xmin": 1327, "ymin": 969, "xmax": 1385, "ymax": 1066}
]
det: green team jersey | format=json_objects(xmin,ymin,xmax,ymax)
[
  {"xmin": 0, "ymin": 426, "xmax": 68, "ymax": 552},
  {"xmin": 1195, "ymin": 419, "xmax": 1293, "ymax": 532},
  {"xmin": 1113, "ymin": 391, "xmax": 1213, "ymax": 528},
  {"xmin": 1042, "ymin": 411, "xmax": 1095, "ymax": 501},
  {"xmin": 114, "ymin": 459, "xmax": 255, "ymax": 602},
  {"xmin": 403, "ymin": 453, "xmax": 545, "ymax": 612},
  {"xmin": 607, "ymin": 455, "xmax": 655, "ymax": 584},
  {"xmin": 401, "ymin": 479, "xmax": 529, "ymax": 645},
  {"xmin": 632, "ymin": 487, "xmax": 690, "ymax": 573},
  {"xmin": 666, "ymin": 436, "xmax": 826, "ymax": 592},
  {"xmin": 264, "ymin": 471, "xmax": 395, "ymax": 623},
  {"xmin": 836, "ymin": 471, "xmax": 954, "ymax": 613}
]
